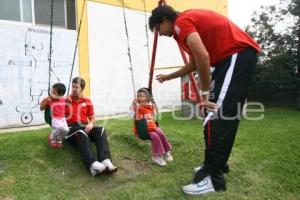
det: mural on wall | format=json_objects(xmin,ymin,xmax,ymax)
[
  {"xmin": 8, "ymin": 28, "xmax": 73, "ymax": 124},
  {"xmin": 0, "ymin": 24, "xmax": 78, "ymax": 128}
]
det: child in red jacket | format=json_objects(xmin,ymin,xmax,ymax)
[
  {"xmin": 130, "ymin": 88, "xmax": 173, "ymax": 167},
  {"xmin": 40, "ymin": 83, "xmax": 69, "ymax": 148}
]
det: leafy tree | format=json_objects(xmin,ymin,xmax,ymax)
[
  {"xmin": 288, "ymin": 0, "xmax": 300, "ymax": 75},
  {"xmin": 247, "ymin": 0, "xmax": 299, "ymax": 91}
]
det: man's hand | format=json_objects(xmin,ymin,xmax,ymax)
[
  {"xmin": 156, "ymin": 74, "xmax": 170, "ymax": 83},
  {"xmin": 85, "ymin": 122, "xmax": 93, "ymax": 134},
  {"xmin": 200, "ymin": 95, "xmax": 217, "ymax": 116}
]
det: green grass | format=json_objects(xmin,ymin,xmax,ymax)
[{"xmin": 0, "ymin": 107, "xmax": 299, "ymax": 200}]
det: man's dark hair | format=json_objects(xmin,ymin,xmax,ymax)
[
  {"xmin": 72, "ymin": 77, "xmax": 85, "ymax": 90},
  {"xmin": 149, "ymin": 5, "xmax": 178, "ymax": 32},
  {"xmin": 52, "ymin": 83, "xmax": 66, "ymax": 96}
]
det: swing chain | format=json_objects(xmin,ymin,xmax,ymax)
[
  {"xmin": 121, "ymin": 0, "xmax": 136, "ymax": 98},
  {"xmin": 67, "ymin": 0, "xmax": 87, "ymax": 95},
  {"xmin": 48, "ymin": 0, "xmax": 54, "ymax": 94},
  {"xmin": 142, "ymin": 0, "xmax": 151, "ymax": 69}
]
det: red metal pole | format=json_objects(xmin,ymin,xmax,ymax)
[
  {"xmin": 178, "ymin": 45, "xmax": 203, "ymax": 104},
  {"xmin": 148, "ymin": 0, "xmax": 202, "ymax": 105},
  {"xmin": 148, "ymin": 0, "xmax": 165, "ymax": 92},
  {"xmin": 148, "ymin": 33, "xmax": 158, "ymax": 92}
]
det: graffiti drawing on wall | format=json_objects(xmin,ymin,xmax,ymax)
[{"xmin": 8, "ymin": 27, "xmax": 72, "ymax": 124}]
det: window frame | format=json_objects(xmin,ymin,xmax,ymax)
[{"xmin": 0, "ymin": 0, "xmax": 76, "ymax": 30}]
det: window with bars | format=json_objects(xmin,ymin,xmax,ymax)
[{"xmin": 0, "ymin": 0, "xmax": 76, "ymax": 30}]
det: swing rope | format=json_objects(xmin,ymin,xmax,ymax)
[
  {"xmin": 147, "ymin": 0, "xmax": 164, "ymax": 93},
  {"xmin": 121, "ymin": 0, "xmax": 158, "ymax": 140},
  {"xmin": 47, "ymin": 0, "xmax": 86, "ymax": 95},
  {"xmin": 121, "ymin": 0, "xmax": 136, "ymax": 98},
  {"xmin": 45, "ymin": 0, "xmax": 86, "ymax": 126},
  {"xmin": 48, "ymin": 0, "xmax": 54, "ymax": 94},
  {"xmin": 44, "ymin": 0, "xmax": 55, "ymax": 126},
  {"xmin": 67, "ymin": 0, "xmax": 87, "ymax": 95},
  {"xmin": 142, "ymin": 0, "xmax": 151, "ymax": 69}
]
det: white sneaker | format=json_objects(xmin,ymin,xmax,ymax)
[
  {"xmin": 102, "ymin": 159, "xmax": 118, "ymax": 173},
  {"xmin": 164, "ymin": 151, "xmax": 174, "ymax": 162},
  {"xmin": 152, "ymin": 156, "xmax": 167, "ymax": 167},
  {"xmin": 194, "ymin": 164, "xmax": 204, "ymax": 173},
  {"xmin": 182, "ymin": 176, "xmax": 215, "ymax": 195},
  {"xmin": 90, "ymin": 161, "xmax": 106, "ymax": 177}
]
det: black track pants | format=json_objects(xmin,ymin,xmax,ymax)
[
  {"xmin": 66, "ymin": 126, "xmax": 112, "ymax": 169},
  {"xmin": 193, "ymin": 47, "xmax": 258, "ymax": 191}
]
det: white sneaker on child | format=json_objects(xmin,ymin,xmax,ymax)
[
  {"xmin": 89, "ymin": 161, "xmax": 106, "ymax": 177},
  {"xmin": 152, "ymin": 156, "xmax": 167, "ymax": 167},
  {"xmin": 102, "ymin": 159, "xmax": 118, "ymax": 173},
  {"xmin": 182, "ymin": 176, "xmax": 215, "ymax": 195},
  {"xmin": 164, "ymin": 151, "xmax": 173, "ymax": 162}
]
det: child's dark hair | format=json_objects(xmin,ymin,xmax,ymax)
[
  {"xmin": 137, "ymin": 88, "xmax": 153, "ymax": 100},
  {"xmin": 149, "ymin": 5, "xmax": 178, "ymax": 32},
  {"xmin": 72, "ymin": 77, "xmax": 85, "ymax": 90},
  {"xmin": 52, "ymin": 83, "xmax": 66, "ymax": 96}
]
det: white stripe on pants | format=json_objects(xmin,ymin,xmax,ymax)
[{"xmin": 203, "ymin": 53, "xmax": 238, "ymax": 126}]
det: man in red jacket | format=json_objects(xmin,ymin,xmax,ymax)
[
  {"xmin": 149, "ymin": 5, "xmax": 260, "ymax": 195},
  {"xmin": 65, "ymin": 77, "xmax": 117, "ymax": 177}
]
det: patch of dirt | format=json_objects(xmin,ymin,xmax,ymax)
[
  {"xmin": 0, "ymin": 177, "xmax": 16, "ymax": 185},
  {"xmin": 116, "ymin": 156, "xmax": 150, "ymax": 178}
]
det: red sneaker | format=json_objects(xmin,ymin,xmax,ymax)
[
  {"xmin": 48, "ymin": 133, "xmax": 59, "ymax": 149},
  {"xmin": 56, "ymin": 140, "xmax": 63, "ymax": 148}
]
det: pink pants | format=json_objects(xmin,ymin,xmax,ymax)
[{"xmin": 149, "ymin": 127, "xmax": 172, "ymax": 156}]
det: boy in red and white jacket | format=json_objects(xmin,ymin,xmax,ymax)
[{"xmin": 40, "ymin": 83, "xmax": 69, "ymax": 148}]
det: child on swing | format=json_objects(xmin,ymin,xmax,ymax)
[
  {"xmin": 130, "ymin": 88, "xmax": 173, "ymax": 167},
  {"xmin": 40, "ymin": 83, "xmax": 69, "ymax": 148}
]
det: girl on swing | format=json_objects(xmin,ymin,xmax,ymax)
[{"xmin": 130, "ymin": 88, "xmax": 173, "ymax": 167}]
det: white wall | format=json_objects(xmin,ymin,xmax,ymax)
[
  {"xmin": 88, "ymin": 2, "xmax": 183, "ymax": 116},
  {"xmin": 0, "ymin": 23, "xmax": 78, "ymax": 128}
]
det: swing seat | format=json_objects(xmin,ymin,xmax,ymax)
[
  {"xmin": 44, "ymin": 105, "xmax": 52, "ymax": 126},
  {"xmin": 135, "ymin": 118, "xmax": 151, "ymax": 140}
]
